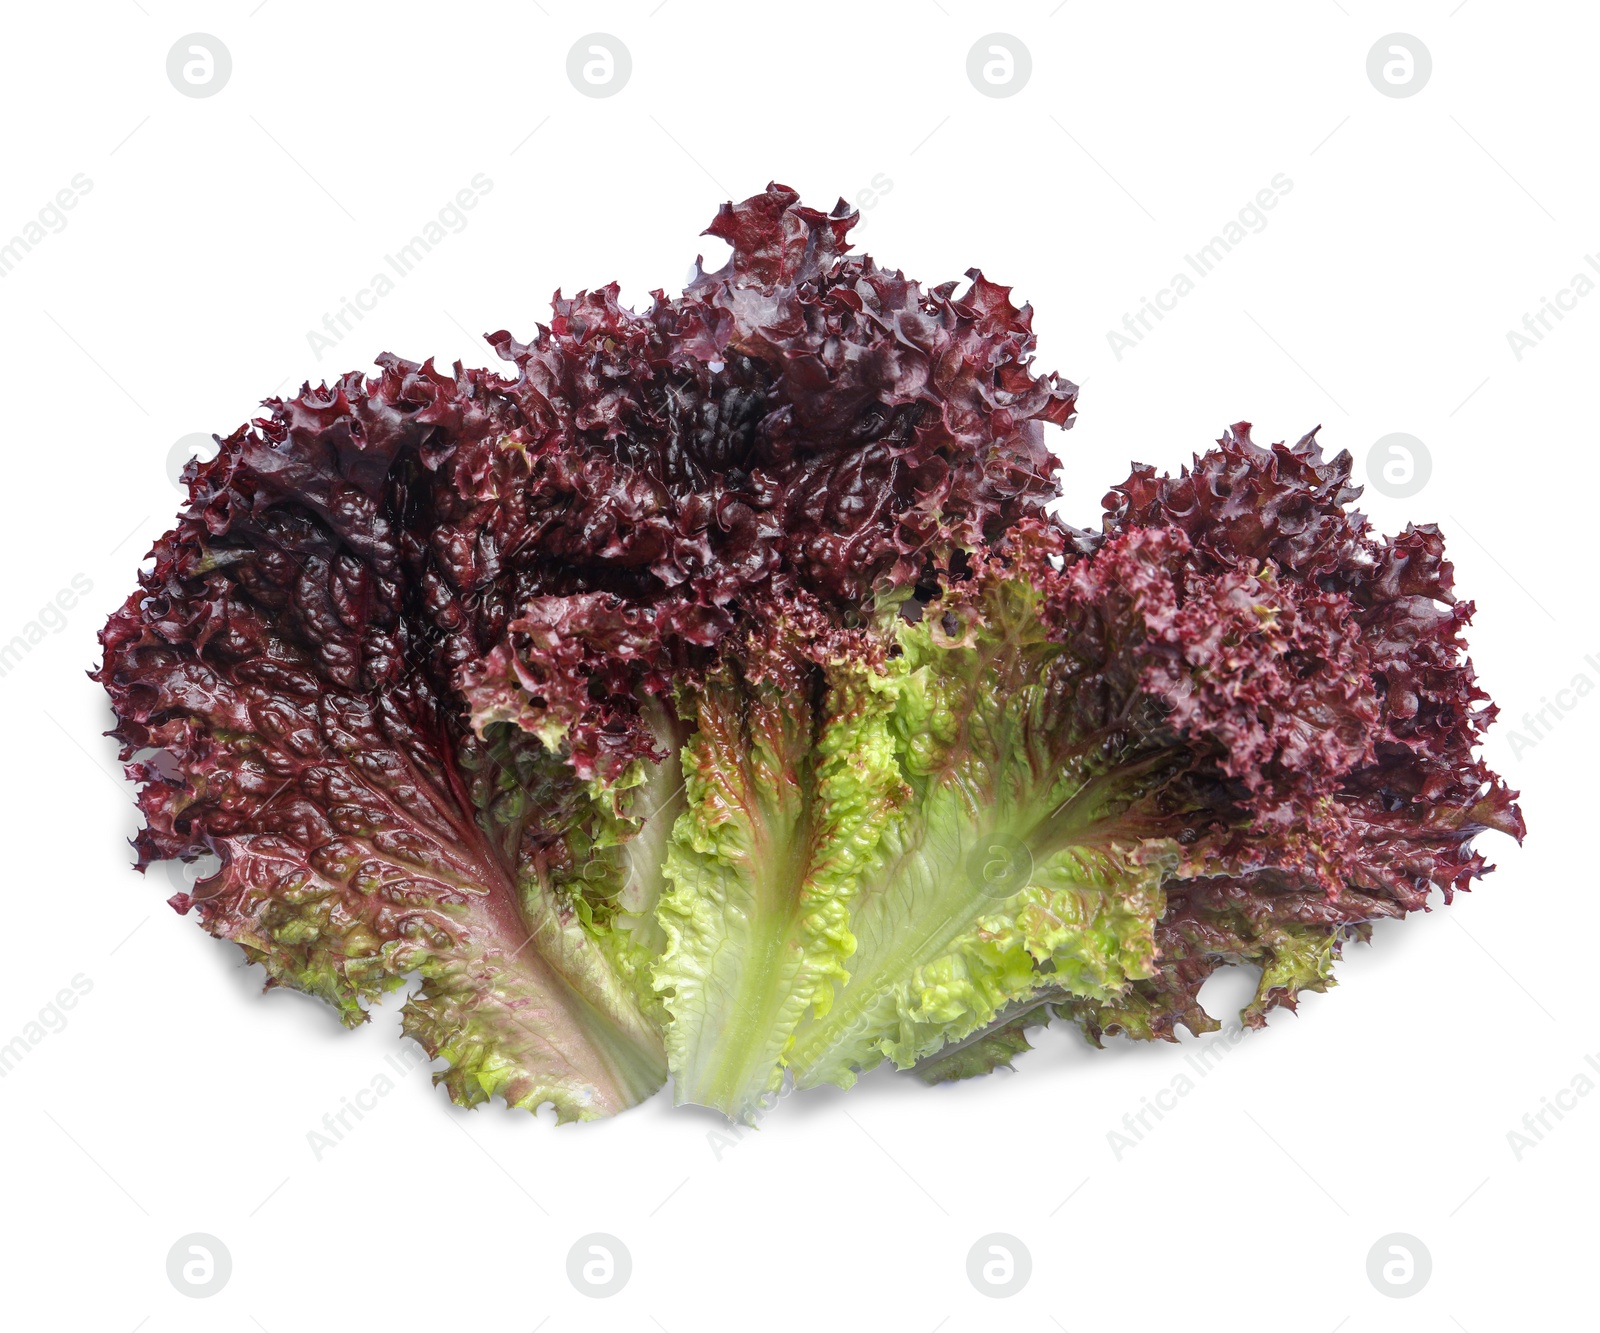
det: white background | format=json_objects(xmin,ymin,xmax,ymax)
[{"xmin": 0, "ymin": 2, "xmax": 1592, "ymax": 1329}]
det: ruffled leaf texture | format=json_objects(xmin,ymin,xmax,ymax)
[
  {"xmin": 96, "ymin": 182, "xmax": 1519, "ymax": 1124},
  {"xmin": 593, "ymin": 429, "xmax": 1523, "ymax": 1114},
  {"xmin": 1063, "ymin": 423, "xmax": 1527, "ymax": 1045},
  {"xmin": 94, "ymin": 183, "xmax": 1080, "ymax": 1122}
]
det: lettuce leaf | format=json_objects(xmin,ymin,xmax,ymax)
[
  {"xmin": 784, "ymin": 527, "xmax": 1179, "ymax": 1096},
  {"xmin": 97, "ymin": 184, "xmax": 1522, "ymax": 1126},
  {"xmin": 96, "ymin": 425, "xmax": 668, "ymax": 1121},
  {"xmin": 1061, "ymin": 425, "xmax": 1527, "ymax": 1045},
  {"xmin": 97, "ymin": 182, "xmax": 1080, "ymax": 1122},
  {"xmin": 652, "ymin": 605, "xmax": 904, "ymax": 1116}
]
